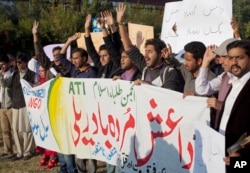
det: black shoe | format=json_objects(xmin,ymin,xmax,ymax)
[
  {"xmin": 23, "ymin": 155, "xmax": 32, "ymax": 160},
  {"xmin": 0, "ymin": 153, "xmax": 8, "ymax": 157},
  {"xmin": 9, "ymin": 156, "xmax": 22, "ymax": 161},
  {"xmin": 7, "ymin": 154, "xmax": 16, "ymax": 159}
]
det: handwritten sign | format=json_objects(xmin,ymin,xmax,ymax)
[
  {"xmin": 21, "ymin": 78, "xmax": 225, "ymax": 173},
  {"xmin": 161, "ymin": 0, "xmax": 233, "ymax": 53}
]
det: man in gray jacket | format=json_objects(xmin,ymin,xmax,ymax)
[{"xmin": 0, "ymin": 54, "xmax": 15, "ymax": 157}]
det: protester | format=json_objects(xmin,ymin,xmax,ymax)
[
  {"xmin": 59, "ymin": 32, "xmax": 97, "ymax": 173},
  {"xmin": 84, "ymin": 13, "xmax": 120, "ymax": 78},
  {"xmin": 117, "ymin": 3, "xmax": 183, "ymax": 92},
  {"xmin": 32, "ymin": 20, "xmax": 75, "ymax": 173},
  {"xmin": 218, "ymin": 40, "xmax": 250, "ymax": 172},
  {"xmin": 0, "ymin": 54, "xmax": 15, "ymax": 157},
  {"xmin": 195, "ymin": 38, "xmax": 237, "ymax": 129},
  {"xmin": 10, "ymin": 53, "xmax": 36, "ymax": 161},
  {"xmin": 33, "ymin": 65, "xmax": 59, "ymax": 169},
  {"xmin": 164, "ymin": 41, "xmax": 216, "ymax": 97}
]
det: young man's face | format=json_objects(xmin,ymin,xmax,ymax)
[
  {"xmin": 72, "ymin": 52, "xmax": 85, "ymax": 69},
  {"xmin": 120, "ymin": 51, "xmax": 133, "ymax": 70},
  {"xmin": 99, "ymin": 50, "xmax": 110, "ymax": 66},
  {"xmin": 218, "ymin": 56, "xmax": 230, "ymax": 72},
  {"xmin": 16, "ymin": 60, "xmax": 27, "ymax": 71},
  {"xmin": 144, "ymin": 45, "xmax": 161, "ymax": 68},
  {"xmin": 183, "ymin": 52, "xmax": 201, "ymax": 73},
  {"xmin": 39, "ymin": 66, "xmax": 46, "ymax": 78},
  {"xmin": 0, "ymin": 61, "xmax": 9, "ymax": 72},
  {"xmin": 228, "ymin": 47, "xmax": 250, "ymax": 78},
  {"xmin": 53, "ymin": 49, "xmax": 61, "ymax": 66}
]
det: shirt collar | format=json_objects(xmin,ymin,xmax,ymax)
[{"xmin": 228, "ymin": 71, "xmax": 250, "ymax": 85}]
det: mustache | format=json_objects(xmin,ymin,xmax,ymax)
[{"xmin": 231, "ymin": 65, "xmax": 241, "ymax": 69}]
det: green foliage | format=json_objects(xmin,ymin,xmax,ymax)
[
  {"xmin": 124, "ymin": 3, "xmax": 164, "ymax": 36},
  {"xmin": 0, "ymin": 0, "xmax": 250, "ymax": 54},
  {"xmin": 39, "ymin": 4, "xmax": 83, "ymax": 43},
  {"xmin": 233, "ymin": 0, "xmax": 250, "ymax": 38}
]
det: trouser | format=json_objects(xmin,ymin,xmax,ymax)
[
  {"xmin": 75, "ymin": 158, "xmax": 97, "ymax": 173},
  {"xmin": 0, "ymin": 108, "xmax": 13, "ymax": 154},
  {"xmin": 12, "ymin": 108, "xmax": 35, "ymax": 157},
  {"xmin": 57, "ymin": 153, "xmax": 77, "ymax": 173},
  {"xmin": 13, "ymin": 130, "xmax": 34, "ymax": 157}
]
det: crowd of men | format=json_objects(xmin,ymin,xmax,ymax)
[{"xmin": 0, "ymin": 3, "xmax": 249, "ymax": 173}]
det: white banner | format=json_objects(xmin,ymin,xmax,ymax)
[{"xmin": 21, "ymin": 78, "xmax": 225, "ymax": 173}]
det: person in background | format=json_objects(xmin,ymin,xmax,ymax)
[
  {"xmin": 0, "ymin": 54, "xmax": 15, "ymax": 158},
  {"xmin": 100, "ymin": 10, "xmax": 141, "ymax": 82},
  {"xmin": 195, "ymin": 38, "xmax": 237, "ymax": 129},
  {"xmin": 28, "ymin": 55, "xmax": 39, "ymax": 83},
  {"xmin": 59, "ymin": 32, "xmax": 97, "ymax": 173},
  {"xmin": 112, "ymin": 48, "xmax": 141, "ymax": 81},
  {"xmin": 165, "ymin": 41, "xmax": 216, "ymax": 97},
  {"xmin": 208, "ymin": 18, "xmax": 241, "ymax": 76},
  {"xmin": 32, "ymin": 20, "xmax": 76, "ymax": 173},
  {"xmin": 7, "ymin": 53, "xmax": 17, "ymax": 71},
  {"xmin": 117, "ymin": 3, "xmax": 183, "ymax": 92},
  {"xmin": 84, "ymin": 13, "xmax": 120, "ymax": 79},
  {"xmin": 34, "ymin": 65, "xmax": 58, "ymax": 169},
  {"xmin": 10, "ymin": 53, "xmax": 36, "ymax": 161}
]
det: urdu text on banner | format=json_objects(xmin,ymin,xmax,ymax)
[{"xmin": 21, "ymin": 78, "xmax": 225, "ymax": 173}]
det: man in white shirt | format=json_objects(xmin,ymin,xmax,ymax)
[
  {"xmin": 195, "ymin": 38, "xmax": 237, "ymax": 129},
  {"xmin": 195, "ymin": 38, "xmax": 237, "ymax": 96}
]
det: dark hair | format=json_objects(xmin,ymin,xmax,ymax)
[
  {"xmin": 99, "ymin": 44, "xmax": 107, "ymax": 52},
  {"xmin": 227, "ymin": 40, "xmax": 250, "ymax": 57},
  {"xmin": 145, "ymin": 38, "xmax": 166, "ymax": 54},
  {"xmin": 52, "ymin": 46, "xmax": 62, "ymax": 53},
  {"xmin": 72, "ymin": 48, "xmax": 88, "ymax": 61},
  {"xmin": 16, "ymin": 53, "xmax": 30, "ymax": 62},
  {"xmin": 184, "ymin": 41, "xmax": 206, "ymax": 60},
  {"xmin": 0, "ymin": 54, "xmax": 10, "ymax": 63}
]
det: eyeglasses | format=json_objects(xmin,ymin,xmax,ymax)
[{"xmin": 16, "ymin": 61, "xmax": 23, "ymax": 64}]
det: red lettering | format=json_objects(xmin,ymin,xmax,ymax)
[
  {"xmin": 70, "ymin": 97, "xmax": 81, "ymax": 147},
  {"xmin": 134, "ymin": 98, "xmax": 183, "ymax": 166},
  {"xmin": 119, "ymin": 111, "xmax": 135, "ymax": 150},
  {"xmin": 28, "ymin": 97, "xmax": 42, "ymax": 109},
  {"xmin": 178, "ymin": 128, "xmax": 182, "ymax": 162},
  {"xmin": 182, "ymin": 142, "xmax": 194, "ymax": 169},
  {"xmin": 178, "ymin": 128, "xmax": 194, "ymax": 170}
]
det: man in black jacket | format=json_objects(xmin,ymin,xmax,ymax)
[{"xmin": 11, "ymin": 53, "xmax": 36, "ymax": 161}]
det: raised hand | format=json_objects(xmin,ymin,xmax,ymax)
[
  {"xmin": 231, "ymin": 18, "xmax": 240, "ymax": 39},
  {"xmin": 97, "ymin": 14, "xmax": 105, "ymax": 29},
  {"xmin": 67, "ymin": 32, "xmax": 81, "ymax": 43},
  {"xmin": 32, "ymin": 20, "xmax": 39, "ymax": 35},
  {"xmin": 162, "ymin": 44, "xmax": 172, "ymax": 60},
  {"xmin": 136, "ymin": 31, "xmax": 144, "ymax": 49},
  {"xmin": 205, "ymin": 45, "xmax": 217, "ymax": 60},
  {"xmin": 102, "ymin": 11, "xmax": 114, "ymax": 27},
  {"xmin": 85, "ymin": 14, "xmax": 92, "ymax": 30},
  {"xmin": 116, "ymin": 3, "xmax": 126, "ymax": 24}
]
